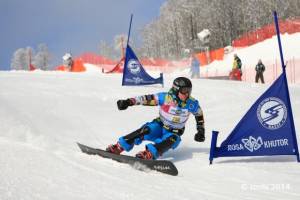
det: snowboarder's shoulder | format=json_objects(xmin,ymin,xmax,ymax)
[
  {"xmin": 156, "ymin": 92, "xmax": 168, "ymax": 98},
  {"xmin": 188, "ymin": 96, "xmax": 198, "ymax": 102},
  {"xmin": 156, "ymin": 92, "xmax": 171, "ymax": 104},
  {"xmin": 186, "ymin": 97, "xmax": 200, "ymax": 113},
  {"xmin": 187, "ymin": 96, "xmax": 200, "ymax": 106}
]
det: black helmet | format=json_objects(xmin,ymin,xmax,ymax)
[{"xmin": 171, "ymin": 77, "xmax": 192, "ymax": 96}]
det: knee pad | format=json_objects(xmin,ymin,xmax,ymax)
[{"xmin": 134, "ymin": 138, "xmax": 142, "ymax": 145}]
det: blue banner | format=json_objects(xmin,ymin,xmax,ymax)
[
  {"xmin": 209, "ymin": 11, "xmax": 299, "ymax": 164},
  {"xmin": 122, "ymin": 45, "xmax": 163, "ymax": 86},
  {"xmin": 209, "ymin": 72, "xmax": 299, "ymax": 163}
]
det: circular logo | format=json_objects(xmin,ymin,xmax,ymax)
[
  {"xmin": 189, "ymin": 104, "xmax": 194, "ymax": 110},
  {"xmin": 127, "ymin": 59, "xmax": 141, "ymax": 75},
  {"xmin": 257, "ymin": 97, "xmax": 287, "ymax": 130}
]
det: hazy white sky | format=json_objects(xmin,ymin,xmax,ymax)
[{"xmin": 0, "ymin": 0, "xmax": 166, "ymax": 70}]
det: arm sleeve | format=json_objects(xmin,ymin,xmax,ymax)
[
  {"xmin": 190, "ymin": 100, "xmax": 205, "ymax": 129},
  {"xmin": 195, "ymin": 109, "xmax": 205, "ymax": 130},
  {"xmin": 129, "ymin": 94, "xmax": 159, "ymax": 106}
]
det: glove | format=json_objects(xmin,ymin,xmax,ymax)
[
  {"xmin": 117, "ymin": 99, "xmax": 134, "ymax": 110},
  {"xmin": 194, "ymin": 127, "xmax": 205, "ymax": 142}
]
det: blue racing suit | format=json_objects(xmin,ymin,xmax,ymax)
[{"xmin": 118, "ymin": 91, "xmax": 204, "ymax": 159}]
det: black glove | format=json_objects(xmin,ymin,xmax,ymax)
[
  {"xmin": 117, "ymin": 99, "xmax": 134, "ymax": 110},
  {"xmin": 194, "ymin": 127, "xmax": 205, "ymax": 142}
]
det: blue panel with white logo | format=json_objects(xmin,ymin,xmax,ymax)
[
  {"xmin": 209, "ymin": 11, "xmax": 299, "ymax": 164},
  {"xmin": 212, "ymin": 72, "xmax": 298, "ymax": 158},
  {"xmin": 122, "ymin": 45, "xmax": 163, "ymax": 86}
]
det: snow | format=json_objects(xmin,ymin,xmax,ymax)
[
  {"xmin": 1, "ymin": 34, "xmax": 300, "ymax": 199},
  {"xmin": 1, "ymin": 71, "xmax": 300, "ymax": 200}
]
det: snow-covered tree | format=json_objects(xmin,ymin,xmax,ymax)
[
  {"xmin": 11, "ymin": 44, "xmax": 52, "ymax": 71},
  {"xmin": 10, "ymin": 47, "xmax": 32, "ymax": 70},
  {"xmin": 99, "ymin": 40, "xmax": 116, "ymax": 59},
  {"xmin": 114, "ymin": 34, "xmax": 127, "ymax": 58},
  {"xmin": 139, "ymin": 0, "xmax": 300, "ymax": 60},
  {"xmin": 32, "ymin": 43, "xmax": 51, "ymax": 70}
]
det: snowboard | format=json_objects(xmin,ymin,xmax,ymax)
[{"xmin": 77, "ymin": 142, "xmax": 178, "ymax": 176}]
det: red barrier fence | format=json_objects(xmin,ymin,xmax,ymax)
[
  {"xmin": 75, "ymin": 48, "xmax": 225, "ymax": 71},
  {"xmin": 233, "ymin": 19, "xmax": 300, "ymax": 47},
  {"xmin": 54, "ymin": 19, "xmax": 299, "ymax": 73},
  {"xmin": 195, "ymin": 47, "xmax": 225, "ymax": 66}
]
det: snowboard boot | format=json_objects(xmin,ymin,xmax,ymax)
[
  {"xmin": 135, "ymin": 149, "xmax": 153, "ymax": 160},
  {"xmin": 106, "ymin": 142, "xmax": 124, "ymax": 155}
]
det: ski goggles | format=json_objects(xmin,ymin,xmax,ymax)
[{"xmin": 179, "ymin": 87, "xmax": 192, "ymax": 95}]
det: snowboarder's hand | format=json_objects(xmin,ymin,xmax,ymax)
[
  {"xmin": 117, "ymin": 99, "xmax": 134, "ymax": 110},
  {"xmin": 194, "ymin": 127, "xmax": 205, "ymax": 142}
]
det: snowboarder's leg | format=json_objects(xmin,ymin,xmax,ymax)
[
  {"xmin": 114, "ymin": 120, "xmax": 163, "ymax": 153},
  {"xmin": 137, "ymin": 130, "xmax": 181, "ymax": 160},
  {"xmin": 118, "ymin": 126, "xmax": 150, "ymax": 150},
  {"xmin": 106, "ymin": 126, "xmax": 150, "ymax": 154}
]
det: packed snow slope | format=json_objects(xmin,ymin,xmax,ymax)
[{"xmin": 0, "ymin": 71, "xmax": 300, "ymax": 200}]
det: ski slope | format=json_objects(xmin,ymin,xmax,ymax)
[{"xmin": 0, "ymin": 70, "xmax": 300, "ymax": 200}]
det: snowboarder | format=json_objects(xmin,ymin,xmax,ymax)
[
  {"xmin": 106, "ymin": 77, "xmax": 205, "ymax": 160},
  {"xmin": 255, "ymin": 59, "xmax": 265, "ymax": 83}
]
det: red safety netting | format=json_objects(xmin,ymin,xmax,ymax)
[{"xmin": 233, "ymin": 19, "xmax": 300, "ymax": 47}]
